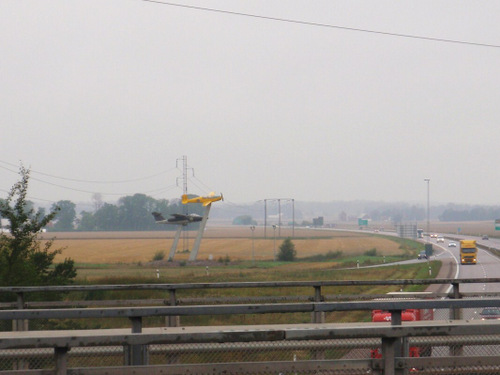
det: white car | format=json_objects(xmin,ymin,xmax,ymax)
[
  {"xmin": 448, "ymin": 242, "xmax": 457, "ymax": 247},
  {"xmin": 437, "ymin": 237, "xmax": 444, "ymax": 243}
]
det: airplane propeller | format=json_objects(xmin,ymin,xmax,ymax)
[{"xmin": 208, "ymin": 192, "xmax": 224, "ymax": 201}]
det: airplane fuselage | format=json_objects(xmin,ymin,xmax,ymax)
[
  {"xmin": 181, "ymin": 193, "xmax": 223, "ymax": 206},
  {"xmin": 152, "ymin": 212, "xmax": 202, "ymax": 225}
]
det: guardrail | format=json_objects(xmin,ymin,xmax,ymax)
[
  {"xmin": 3, "ymin": 279, "xmax": 500, "ymax": 374},
  {"xmin": 1, "ymin": 278, "xmax": 497, "ymax": 332},
  {"xmin": 1, "ymin": 278, "xmax": 498, "ymax": 307},
  {"xmin": 2, "ymin": 298, "xmax": 500, "ymax": 374}
]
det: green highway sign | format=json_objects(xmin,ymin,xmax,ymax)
[{"xmin": 358, "ymin": 219, "xmax": 368, "ymax": 226}]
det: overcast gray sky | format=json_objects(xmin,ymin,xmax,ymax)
[{"xmin": 1, "ymin": 1, "xmax": 499, "ymax": 206}]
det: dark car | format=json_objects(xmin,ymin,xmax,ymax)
[
  {"xmin": 480, "ymin": 308, "xmax": 500, "ymax": 320},
  {"xmin": 482, "ymin": 235, "xmax": 489, "ymax": 240},
  {"xmin": 417, "ymin": 251, "xmax": 428, "ymax": 260}
]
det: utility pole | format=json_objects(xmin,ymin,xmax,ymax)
[
  {"xmin": 424, "ymin": 178, "xmax": 430, "ymax": 242},
  {"xmin": 177, "ymin": 156, "xmax": 189, "ymax": 251},
  {"xmin": 262, "ymin": 198, "xmax": 295, "ymax": 239},
  {"xmin": 272, "ymin": 224, "xmax": 277, "ymax": 261},
  {"xmin": 278, "ymin": 199, "xmax": 281, "ymax": 237},
  {"xmin": 250, "ymin": 225, "xmax": 256, "ymax": 264},
  {"xmin": 264, "ymin": 199, "xmax": 268, "ymax": 238}
]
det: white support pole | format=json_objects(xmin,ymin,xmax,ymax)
[
  {"xmin": 189, "ymin": 204, "xmax": 211, "ymax": 261},
  {"xmin": 169, "ymin": 226, "xmax": 184, "ymax": 260}
]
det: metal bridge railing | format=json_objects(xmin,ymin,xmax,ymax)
[
  {"xmin": 2, "ymin": 279, "xmax": 500, "ymax": 373},
  {"xmin": 2, "ymin": 319, "xmax": 500, "ymax": 374}
]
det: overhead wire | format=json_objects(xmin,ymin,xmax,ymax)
[
  {"xmin": 0, "ymin": 160, "xmax": 219, "ymax": 203},
  {"xmin": 186, "ymin": 178, "xmax": 208, "ymax": 196},
  {"xmin": 191, "ymin": 174, "xmax": 215, "ymax": 193},
  {"xmin": 0, "ymin": 160, "xmax": 177, "ymax": 184},
  {"xmin": 137, "ymin": 0, "xmax": 500, "ymax": 49},
  {"xmin": 0, "ymin": 160, "xmax": 184, "ymax": 201}
]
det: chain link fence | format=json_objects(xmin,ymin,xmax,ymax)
[
  {"xmin": 2, "ymin": 330, "xmax": 500, "ymax": 373},
  {"xmin": 2, "ymin": 281, "xmax": 500, "ymax": 373}
]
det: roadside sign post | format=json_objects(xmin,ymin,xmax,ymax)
[{"xmin": 495, "ymin": 219, "xmax": 500, "ymax": 231}]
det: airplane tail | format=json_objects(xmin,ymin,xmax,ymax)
[{"xmin": 151, "ymin": 212, "xmax": 165, "ymax": 222}]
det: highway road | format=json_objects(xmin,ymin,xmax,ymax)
[
  {"xmin": 341, "ymin": 229, "xmax": 500, "ymax": 312},
  {"xmin": 327, "ymin": 228, "xmax": 500, "ymax": 360},
  {"xmin": 430, "ymin": 235, "xmax": 500, "ymax": 293},
  {"xmin": 425, "ymin": 235, "xmax": 500, "ymax": 358},
  {"xmin": 426, "ymin": 235, "xmax": 500, "ymax": 323},
  {"xmin": 338, "ymin": 231, "xmax": 500, "ymax": 361}
]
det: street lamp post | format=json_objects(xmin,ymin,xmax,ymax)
[
  {"xmin": 278, "ymin": 199, "xmax": 281, "ymax": 237},
  {"xmin": 272, "ymin": 224, "xmax": 277, "ymax": 261},
  {"xmin": 250, "ymin": 226, "xmax": 256, "ymax": 264},
  {"xmin": 424, "ymin": 178, "xmax": 430, "ymax": 242}
]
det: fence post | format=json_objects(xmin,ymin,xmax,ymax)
[
  {"xmin": 54, "ymin": 346, "xmax": 68, "ymax": 375},
  {"xmin": 381, "ymin": 336, "xmax": 397, "ymax": 375},
  {"xmin": 13, "ymin": 292, "xmax": 28, "ymax": 331},
  {"xmin": 390, "ymin": 309, "xmax": 402, "ymax": 359},
  {"xmin": 12, "ymin": 292, "xmax": 29, "ymax": 370},
  {"xmin": 389, "ymin": 309, "xmax": 405, "ymax": 375},
  {"xmin": 449, "ymin": 282, "xmax": 463, "ymax": 356},
  {"xmin": 450, "ymin": 282, "xmax": 461, "ymax": 320},
  {"xmin": 166, "ymin": 289, "xmax": 180, "ymax": 327},
  {"xmin": 311, "ymin": 286, "xmax": 326, "ymax": 360},
  {"xmin": 125, "ymin": 316, "xmax": 148, "ymax": 366},
  {"xmin": 312, "ymin": 286, "xmax": 325, "ymax": 323},
  {"xmin": 166, "ymin": 289, "xmax": 181, "ymax": 363}
]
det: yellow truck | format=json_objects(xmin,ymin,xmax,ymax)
[{"xmin": 460, "ymin": 240, "xmax": 477, "ymax": 265}]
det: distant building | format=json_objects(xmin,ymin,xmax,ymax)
[{"xmin": 312, "ymin": 216, "xmax": 324, "ymax": 227}]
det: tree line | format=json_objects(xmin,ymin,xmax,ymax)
[
  {"xmin": 1, "ymin": 194, "xmax": 205, "ymax": 232},
  {"xmin": 45, "ymin": 195, "xmax": 205, "ymax": 232},
  {"xmin": 439, "ymin": 205, "xmax": 500, "ymax": 222}
]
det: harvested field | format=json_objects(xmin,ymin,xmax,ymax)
[
  {"xmin": 45, "ymin": 226, "xmax": 405, "ymax": 264},
  {"xmin": 427, "ymin": 221, "xmax": 497, "ymax": 237}
]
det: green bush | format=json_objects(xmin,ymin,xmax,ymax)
[
  {"xmin": 277, "ymin": 238, "xmax": 296, "ymax": 261},
  {"xmin": 218, "ymin": 255, "xmax": 231, "ymax": 265},
  {"xmin": 152, "ymin": 250, "xmax": 165, "ymax": 261},
  {"xmin": 0, "ymin": 165, "xmax": 76, "ymax": 291},
  {"xmin": 364, "ymin": 248, "xmax": 378, "ymax": 257},
  {"xmin": 325, "ymin": 250, "xmax": 343, "ymax": 259},
  {"xmin": 301, "ymin": 250, "xmax": 343, "ymax": 262}
]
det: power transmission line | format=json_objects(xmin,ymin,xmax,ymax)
[
  {"xmin": 137, "ymin": 0, "xmax": 500, "ymax": 49},
  {"xmin": 0, "ymin": 159, "xmax": 218, "ymax": 203},
  {"xmin": 0, "ymin": 160, "xmax": 182, "ymax": 200},
  {"xmin": 0, "ymin": 160, "xmax": 177, "ymax": 184}
]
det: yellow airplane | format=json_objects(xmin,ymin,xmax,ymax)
[{"xmin": 181, "ymin": 192, "xmax": 224, "ymax": 206}]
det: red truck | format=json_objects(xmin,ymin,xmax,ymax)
[{"xmin": 370, "ymin": 296, "xmax": 433, "ymax": 358}]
